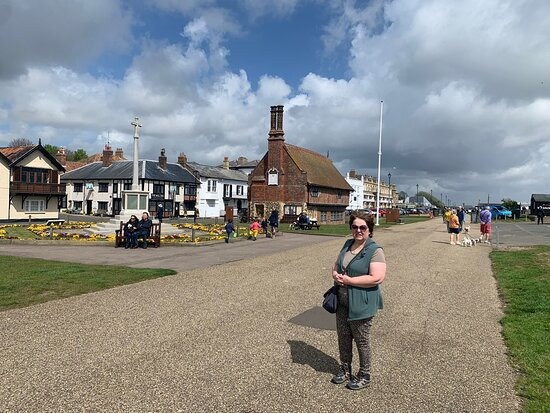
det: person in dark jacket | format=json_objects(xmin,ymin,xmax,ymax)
[
  {"xmin": 261, "ymin": 217, "xmax": 269, "ymax": 237},
  {"xmin": 457, "ymin": 206, "xmax": 466, "ymax": 231},
  {"xmin": 156, "ymin": 204, "xmax": 164, "ymax": 224},
  {"xmin": 137, "ymin": 212, "xmax": 153, "ymax": 249},
  {"xmin": 124, "ymin": 215, "xmax": 139, "ymax": 249},
  {"xmin": 537, "ymin": 207, "xmax": 545, "ymax": 225},
  {"xmin": 331, "ymin": 210, "xmax": 386, "ymax": 390},
  {"xmin": 225, "ymin": 219, "xmax": 234, "ymax": 243},
  {"xmin": 268, "ymin": 209, "xmax": 279, "ymax": 238}
]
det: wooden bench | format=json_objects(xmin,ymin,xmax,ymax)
[
  {"xmin": 115, "ymin": 221, "xmax": 161, "ymax": 248},
  {"xmin": 45, "ymin": 219, "xmax": 65, "ymax": 226}
]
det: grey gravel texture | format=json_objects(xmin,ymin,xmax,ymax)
[{"xmin": 0, "ymin": 220, "xmax": 519, "ymax": 412}]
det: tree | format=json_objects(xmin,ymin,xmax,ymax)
[
  {"xmin": 9, "ymin": 138, "xmax": 33, "ymax": 147},
  {"xmin": 398, "ymin": 191, "xmax": 408, "ymax": 200},
  {"xmin": 44, "ymin": 144, "xmax": 59, "ymax": 155},
  {"xmin": 501, "ymin": 198, "xmax": 519, "ymax": 210},
  {"xmin": 67, "ymin": 149, "xmax": 88, "ymax": 161}
]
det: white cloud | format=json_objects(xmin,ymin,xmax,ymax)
[{"xmin": 0, "ymin": 0, "xmax": 133, "ymax": 79}]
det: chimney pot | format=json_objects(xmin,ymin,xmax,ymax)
[
  {"xmin": 223, "ymin": 156, "xmax": 230, "ymax": 170},
  {"xmin": 349, "ymin": 169, "xmax": 356, "ymax": 178},
  {"xmin": 102, "ymin": 144, "xmax": 113, "ymax": 167},
  {"xmin": 56, "ymin": 147, "xmax": 67, "ymax": 166},
  {"xmin": 115, "ymin": 147, "xmax": 123, "ymax": 158},
  {"xmin": 177, "ymin": 152, "xmax": 187, "ymax": 167},
  {"xmin": 159, "ymin": 148, "xmax": 167, "ymax": 170}
]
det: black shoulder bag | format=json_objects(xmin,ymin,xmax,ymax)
[{"xmin": 322, "ymin": 285, "xmax": 339, "ymax": 313}]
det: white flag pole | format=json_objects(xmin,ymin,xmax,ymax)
[{"xmin": 375, "ymin": 100, "xmax": 383, "ymax": 226}]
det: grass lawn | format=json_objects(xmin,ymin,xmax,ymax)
[
  {"xmin": 0, "ymin": 256, "xmax": 176, "ymax": 311},
  {"xmin": 3, "ymin": 225, "xmax": 39, "ymax": 239},
  {"xmin": 490, "ymin": 246, "xmax": 550, "ymax": 412},
  {"xmin": 279, "ymin": 215, "xmax": 431, "ymax": 237}
]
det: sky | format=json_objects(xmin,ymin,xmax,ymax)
[{"xmin": 0, "ymin": 0, "xmax": 549, "ymax": 205}]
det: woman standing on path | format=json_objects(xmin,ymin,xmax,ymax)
[
  {"xmin": 331, "ymin": 211, "xmax": 386, "ymax": 390},
  {"xmin": 449, "ymin": 209, "xmax": 460, "ymax": 244}
]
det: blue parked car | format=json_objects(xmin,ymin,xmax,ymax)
[{"xmin": 490, "ymin": 205, "xmax": 512, "ymax": 219}]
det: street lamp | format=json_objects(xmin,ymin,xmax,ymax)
[
  {"xmin": 416, "ymin": 184, "xmax": 419, "ymax": 205},
  {"xmin": 388, "ymin": 173, "xmax": 392, "ymax": 207}
]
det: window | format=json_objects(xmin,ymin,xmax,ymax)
[
  {"xmin": 113, "ymin": 182, "xmax": 118, "ymax": 193},
  {"xmin": 123, "ymin": 182, "xmax": 132, "ymax": 190},
  {"xmin": 153, "ymin": 184, "xmax": 165, "ymax": 195},
  {"xmin": 73, "ymin": 201, "xmax": 82, "ymax": 210},
  {"xmin": 284, "ymin": 205, "xmax": 303, "ymax": 215},
  {"xmin": 175, "ymin": 185, "xmax": 180, "ymax": 195},
  {"xmin": 207, "ymin": 180, "xmax": 217, "ymax": 192},
  {"xmin": 21, "ymin": 167, "xmax": 50, "ymax": 184},
  {"xmin": 332, "ymin": 211, "xmax": 343, "ymax": 222},
  {"xmin": 337, "ymin": 190, "xmax": 343, "ymax": 199},
  {"xmin": 320, "ymin": 211, "xmax": 327, "ymax": 222},
  {"xmin": 97, "ymin": 201, "xmax": 108, "ymax": 211},
  {"xmin": 73, "ymin": 183, "xmax": 83, "ymax": 192},
  {"xmin": 185, "ymin": 185, "xmax": 196, "ymax": 196},
  {"xmin": 24, "ymin": 199, "xmax": 45, "ymax": 212},
  {"xmin": 353, "ymin": 196, "xmax": 357, "ymax": 201},
  {"xmin": 98, "ymin": 183, "xmax": 109, "ymax": 192},
  {"xmin": 236, "ymin": 185, "xmax": 244, "ymax": 196},
  {"xmin": 224, "ymin": 184, "xmax": 232, "ymax": 198},
  {"xmin": 310, "ymin": 186, "xmax": 319, "ymax": 198}
]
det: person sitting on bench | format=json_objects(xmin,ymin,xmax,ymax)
[
  {"xmin": 137, "ymin": 212, "xmax": 153, "ymax": 249},
  {"xmin": 124, "ymin": 215, "xmax": 139, "ymax": 249}
]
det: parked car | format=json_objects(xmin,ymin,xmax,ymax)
[{"xmin": 490, "ymin": 205, "xmax": 512, "ymax": 219}]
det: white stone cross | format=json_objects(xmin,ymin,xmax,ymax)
[{"xmin": 131, "ymin": 117, "xmax": 142, "ymax": 139}]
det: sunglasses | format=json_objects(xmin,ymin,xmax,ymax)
[{"xmin": 351, "ymin": 224, "xmax": 368, "ymax": 232}]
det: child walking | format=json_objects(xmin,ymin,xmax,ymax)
[
  {"xmin": 225, "ymin": 219, "xmax": 234, "ymax": 243},
  {"xmin": 250, "ymin": 219, "xmax": 261, "ymax": 241}
]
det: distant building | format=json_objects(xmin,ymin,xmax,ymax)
[
  {"xmin": 61, "ymin": 146, "xmax": 198, "ymax": 217},
  {"xmin": 219, "ymin": 157, "xmax": 259, "ymax": 176},
  {"xmin": 0, "ymin": 141, "xmax": 66, "ymax": 221},
  {"xmin": 530, "ymin": 194, "xmax": 550, "ymax": 215},
  {"xmin": 345, "ymin": 171, "xmax": 364, "ymax": 210},
  {"xmin": 188, "ymin": 157, "xmax": 249, "ymax": 218},
  {"xmin": 248, "ymin": 105, "xmax": 353, "ymax": 224}
]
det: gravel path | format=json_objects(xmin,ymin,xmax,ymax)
[{"xmin": 0, "ymin": 220, "xmax": 519, "ymax": 412}]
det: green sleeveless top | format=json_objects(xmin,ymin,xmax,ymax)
[{"xmin": 336, "ymin": 238, "xmax": 384, "ymax": 321}]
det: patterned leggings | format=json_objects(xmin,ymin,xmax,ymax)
[{"xmin": 336, "ymin": 288, "xmax": 373, "ymax": 375}]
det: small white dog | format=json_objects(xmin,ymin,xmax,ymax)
[{"xmin": 461, "ymin": 226, "xmax": 477, "ymax": 247}]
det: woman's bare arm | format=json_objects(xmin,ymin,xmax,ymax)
[{"xmin": 340, "ymin": 262, "xmax": 386, "ymax": 288}]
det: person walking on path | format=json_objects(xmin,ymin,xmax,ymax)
[
  {"xmin": 331, "ymin": 211, "xmax": 387, "ymax": 390},
  {"xmin": 225, "ymin": 219, "xmax": 234, "ymax": 243},
  {"xmin": 480, "ymin": 206, "xmax": 492, "ymax": 243},
  {"xmin": 249, "ymin": 219, "xmax": 261, "ymax": 241},
  {"xmin": 536, "ymin": 207, "xmax": 545, "ymax": 225},
  {"xmin": 444, "ymin": 208, "xmax": 452, "ymax": 233},
  {"xmin": 448, "ymin": 209, "xmax": 461, "ymax": 244},
  {"xmin": 156, "ymin": 204, "xmax": 164, "ymax": 224},
  {"xmin": 137, "ymin": 212, "xmax": 153, "ymax": 249},
  {"xmin": 268, "ymin": 209, "xmax": 279, "ymax": 238},
  {"xmin": 457, "ymin": 206, "xmax": 466, "ymax": 232}
]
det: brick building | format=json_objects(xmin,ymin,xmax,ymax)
[{"xmin": 249, "ymin": 105, "xmax": 352, "ymax": 224}]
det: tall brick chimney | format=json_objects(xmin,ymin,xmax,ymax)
[
  {"xmin": 159, "ymin": 148, "xmax": 167, "ymax": 170},
  {"xmin": 115, "ymin": 147, "xmax": 124, "ymax": 159},
  {"xmin": 56, "ymin": 147, "xmax": 67, "ymax": 166},
  {"xmin": 177, "ymin": 152, "xmax": 187, "ymax": 167},
  {"xmin": 267, "ymin": 105, "xmax": 285, "ymax": 172},
  {"xmin": 223, "ymin": 156, "xmax": 230, "ymax": 169},
  {"xmin": 102, "ymin": 144, "xmax": 113, "ymax": 167}
]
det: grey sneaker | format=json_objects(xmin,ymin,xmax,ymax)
[
  {"xmin": 347, "ymin": 372, "xmax": 371, "ymax": 390},
  {"xmin": 331, "ymin": 363, "xmax": 352, "ymax": 384}
]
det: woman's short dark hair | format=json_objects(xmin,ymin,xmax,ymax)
[{"xmin": 349, "ymin": 210, "xmax": 375, "ymax": 238}]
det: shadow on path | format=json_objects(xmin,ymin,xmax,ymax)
[
  {"xmin": 288, "ymin": 306, "xmax": 336, "ymax": 331},
  {"xmin": 287, "ymin": 340, "xmax": 339, "ymax": 374}
]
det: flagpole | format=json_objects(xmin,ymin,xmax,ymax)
[{"xmin": 375, "ymin": 100, "xmax": 383, "ymax": 226}]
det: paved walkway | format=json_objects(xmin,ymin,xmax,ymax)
[
  {"xmin": 0, "ymin": 220, "xmax": 519, "ymax": 412},
  {"xmin": 0, "ymin": 233, "xmax": 329, "ymax": 272}
]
